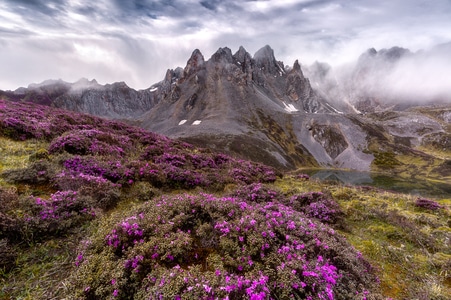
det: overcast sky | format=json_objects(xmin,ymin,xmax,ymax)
[{"xmin": 1, "ymin": 0, "xmax": 451, "ymax": 90}]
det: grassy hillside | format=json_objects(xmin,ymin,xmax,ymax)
[{"xmin": 0, "ymin": 99, "xmax": 450, "ymax": 299}]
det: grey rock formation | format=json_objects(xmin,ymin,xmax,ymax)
[{"xmin": 2, "ymin": 45, "xmax": 449, "ymax": 172}]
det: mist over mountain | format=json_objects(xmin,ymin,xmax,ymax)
[
  {"xmin": 307, "ymin": 43, "xmax": 451, "ymax": 113},
  {"xmin": 1, "ymin": 44, "xmax": 450, "ymax": 174}
]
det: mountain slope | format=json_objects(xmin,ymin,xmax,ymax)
[
  {"xmin": 1, "ymin": 45, "xmax": 450, "ymax": 175},
  {"xmin": 1, "ymin": 99, "xmax": 450, "ymax": 299},
  {"xmin": 0, "ymin": 98, "xmax": 380, "ymax": 299}
]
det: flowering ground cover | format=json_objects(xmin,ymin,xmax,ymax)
[
  {"xmin": 1, "ymin": 99, "xmax": 450, "ymax": 299},
  {"xmin": 68, "ymin": 193, "xmax": 379, "ymax": 299}
]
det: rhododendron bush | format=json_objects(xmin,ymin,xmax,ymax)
[
  {"xmin": 0, "ymin": 99, "xmax": 278, "ymax": 241},
  {"xmin": 68, "ymin": 193, "xmax": 380, "ymax": 299},
  {"xmin": 0, "ymin": 99, "xmax": 385, "ymax": 299}
]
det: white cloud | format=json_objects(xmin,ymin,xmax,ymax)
[{"xmin": 0, "ymin": 0, "xmax": 451, "ymax": 91}]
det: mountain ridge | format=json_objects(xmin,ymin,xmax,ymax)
[{"xmin": 1, "ymin": 45, "xmax": 450, "ymax": 174}]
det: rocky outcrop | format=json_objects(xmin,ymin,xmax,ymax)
[
  {"xmin": 138, "ymin": 46, "xmax": 361, "ymax": 170},
  {"xmin": 182, "ymin": 49, "xmax": 205, "ymax": 79},
  {"xmin": 311, "ymin": 124, "xmax": 349, "ymax": 159},
  {"xmin": 3, "ymin": 45, "xmax": 448, "ymax": 172},
  {"xmin": 285, "ymin": 60, "xmax": 324, "ymax": 112}
]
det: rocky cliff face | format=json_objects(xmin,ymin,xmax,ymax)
[
  {"xmin": 136, "ymin": 45, "xmax": 360, "ymax": 170},
  {"xmin": 0, "ymin": 78, "xmax": 161, "ymax": 119},
  {"xmin": 1, "ymin": 45, "xmax": 449, "ymax": 174}
]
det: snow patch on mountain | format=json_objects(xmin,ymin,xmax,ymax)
[{"xmin": 283, "ymin": 102, "xmax": 299, "ymax": 112}]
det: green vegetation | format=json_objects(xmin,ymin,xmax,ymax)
[
  {"xmin": 276, "ymin": 176, "xmax": 451, "ymax": 299},
  {"xmin": 1, "ymin": 99, "xmax": 450, "ymax": 299},
  {"xmin": 359, "ymin": 108, "xmax": 451, "ymax": 183}
]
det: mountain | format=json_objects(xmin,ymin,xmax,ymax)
[
  {"xmin": 0, "ymin": 78, "xmax": 160, "ymax": 119},
  {"xmin": 0, "ymin": 45, "xmax": 352, "ymax": 170},
  {"xmin": 1, "ymin": 45, "xmax": 450, "ymax": 176},
  {"xmin": 309, "ymin": 45, "xmax": 451, "ymax": 113},
  {"xmin": 138, "ymin": 45, "xmax": 356, "ymax": 170}
]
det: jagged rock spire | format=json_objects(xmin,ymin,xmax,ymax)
[
  {"xmin": 253, "ymin": 45, "xmax": 275, "ymax": 61},
  {"xmin": 233, "ymin": 46, "xmax": 251, "ymax": 63},
  {"xmin": 293, "ymin": 59, "xmax": 301, "ymax": 71},
  {"xmin": 184, "ymin": 49, "xmax": 205, "ymax": 78},
  {"xmin": 252, "ymin": 45, "xmax": 285, "ymax": 85},
  {"xmin": 253, "ymin": 45, "xmax": 280, "ymax": 74},
  {"xmin": 211, "ymin": 47, "xmax": 234, "ymax": 63},
  {"xmin": 290, "ymin": 59, "xmax": 305, "ymax": 79}
]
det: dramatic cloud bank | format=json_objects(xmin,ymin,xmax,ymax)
[{"xmin": 1, "ymin": 0, "xmax": 451, "ymax": 91}]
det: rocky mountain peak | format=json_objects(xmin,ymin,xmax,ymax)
[
  {"xmin": 71, "ymin": 78, "xmax": 101, "ymax": 91},
  {"xmin": 233, "ymin": 46, "xmax": 250, "ymax": 62},
  {"xmin": 27, "ymin": 79, "xmax": 67, "ymax": 89},
  {"xmin": 378, "ymin": 46, "xmax": 411, "ymax": 61},
  {"xmin": 231, "ymin": 46, "xmax": 253, "ymax": 84},
  {"xmin": 109, "ymin": 81, "xmax": 130, "ymax": 90},
  {"xmin": 290, "ymin": 59, "xmax": 306, "ymax": 79},
  {"xmin": 358, "ymin": 47, "xmax": 410, "ymax": 65},
  {"xmin": 211, "ymin": 47, "xmax": 234, "ymax": 64},
  {"xmin": 184, "ymin": 49, "xmax": 205, "ymax": 78},
  {"xmin": 252, "ymin": 45, "xmax": 285, "ymax": 85},
  {"xmin": 253, "ymin": 45, "xmax": 283, "ymax": 74},
  {"xmin": 163, "ymin": 68, "xmax": 182, "ymax": 84},
  {"xmin": 253, "ymin": 45, "xmax": 275, "ymax": 61},
  {"xmin": 292, "ymin": 59, "xmax": 301, "ymax": 72}
]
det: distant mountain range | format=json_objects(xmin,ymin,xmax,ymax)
[{"xmin": 1, "ymin": 45, "xmax": 450, "ymax": 175}]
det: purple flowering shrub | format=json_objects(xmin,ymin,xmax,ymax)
[
  {"xmin": 230, "ymin": 183, "xmax": 282, "ymax": 203},
  {"xmin": 19, "ymin": 191, "xmax": 97, "ymax": 239},
  {"xmin": 1, "ymin": 99, "xmax": 278, "ymax": 193},
  {"xmin": 1, "ymin": 98, "xmax": 280, "ymax": 248},
  {"xmin": 54, "ymin": 170, "xmax": 121, "ymax": 210},
  {"xmin": 69, "ymin": 193, "xmax": 381, "ymax": 299},
  {"xmin": 288, "ymin": 192, "xmax": 344, "ymax": 225},
  {"xmin": 0, "ymin": 99, "xmax": 151, "ymax": 143},
  {"xmin": 3, "ymin": 159, "xmax": 56, "ymax": 185},
  {"xmin": 48, "ymin": 129, "xmax": 128, "ymax": 156},
  {"xmin": 296, "ymin": 173, "xmax": 310, "ymax": 180},
  {"xmin": 414, "ymin": 198, "xmax": 443, "ymax": 211}
]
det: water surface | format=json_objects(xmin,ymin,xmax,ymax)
[{"xmin": 302, "ymin": 169, "xmax": 451, "ymax": 199}]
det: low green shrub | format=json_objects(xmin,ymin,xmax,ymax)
[{"xmin": 0, "ymin": 238, "xmax": 17, "ymax": 273}]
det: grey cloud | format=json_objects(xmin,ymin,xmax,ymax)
[
  {"xmin": 3, "ymin": 0, "xmax": 66, "ymax": 15},
  {"xmin": 3, "ymin": 0, "xmax": 68, "ymax": 29},
  {"xmin": 1, "ymin": 0, "xmax": 451, "ymax": 91},
  {"xmin": 0, "ymin": 26, "xmax": 34, "ymax": 37},
  {"xmin": 199, "ymin": 0, "xmax": 219, "ymax": 11}
]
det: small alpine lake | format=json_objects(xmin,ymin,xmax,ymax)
[{"xmin": 301, "ymin": 169, "xmax": 451, "ymax": 199}]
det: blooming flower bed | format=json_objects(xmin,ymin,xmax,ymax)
[
  {"xmin": 69, "ymin": 193, "xmax": 380, "ymax": 299},
  {"xmin": 0, "ymin": 99, "xmax": 386, "ymax": 299}
]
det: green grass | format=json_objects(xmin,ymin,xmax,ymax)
[
  {"xmin": 275, "ymin": 175, "xmax": 451, "ymax": 299},
  {"xmin": 1, "ymin": 137, "xmax": 451, "ymax": 299},
  {"xmin": 0, "ymin": 137, "xmax": 48, "ymax": 187},
  {"xmin": 1, "ymin": 236, "xmax": 80, "ymax": 299}
]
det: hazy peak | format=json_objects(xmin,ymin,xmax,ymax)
[{"xmin": 253, "ymin": 45, "xmax": 275, "ymax": 61}]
